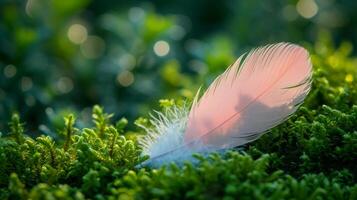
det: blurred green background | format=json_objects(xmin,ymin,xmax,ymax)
[{"xmin": 0, "ymin": 0, "xmax": 356, "ymax": 135}]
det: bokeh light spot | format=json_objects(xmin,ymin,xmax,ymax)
[
  {"xmin": 56, "ymin": 77, "xmax": 74, "ymax": 93},
  {"xmin": 282, "ymin": 5, "xmax": 298, "ymax": 21},
  {"xmin": 345, "ymin": 74, "xmax": 353, "ymax": 83},
  {"xmin": 45, "ymin": 107, "xmax": 54, "ymax": 116},
  {"xmin": 153, "ymin": 41, "xmax": 170, "ymax": 57},
  {"xmin": 296, "ymin": 0, "xmax": 319, "ymax": 19},
  {"xmin": 25, "ymin": 0, "xmax": 38, "ymax": 17},
  {"xmin": 189, "ymin": 60, "xmax": 207, "ymax": 74},
  {"xmin": 169, "ymin": 25, "xmax": 186, "ymax": 40},
  {"xmin": 25, "ymin": 95, "xmax": 36, "ymax": 106},
  {"xmin": 4, "ymin": 65, "xmax": 17, "ymax": 78},
  {"xmin": 67, "ymin": 24, "xmax": 88, "ymax": 44},
  {"xmin": 21, "ymin": 77, "xmax": 33, "ymax": 91},
  {"xmin": 119, "ymin": 54, "xmax": 136, "ymax": 70},
  {"xmin": 117, "ymin": 70, "xmax": 134, "ymax": 87},
  {"xmin": 128, "ymin": 7, "xmax": 145, "ymax": 22},
  {"xmin": 80, "ymin": 36, "xmax": 106, "ymax": 59}
]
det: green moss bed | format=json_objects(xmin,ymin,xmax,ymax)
[{"xmin": 1, "ymin": 42, "xmax": 357, "ymax": 200}]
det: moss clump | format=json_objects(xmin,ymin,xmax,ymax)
[
  {"xmin": 0, "ymin": 107, "xmax": 145, "ymax": 199},
  {"xmin": 0, "ymin": 41, "xmax": 357, "ymax": 199}
]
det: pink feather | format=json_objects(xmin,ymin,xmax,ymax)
[
  {"xmin": 184, "ymin": 43, "xmax": 312, "ymax": 149},
  {"xmin": 139, "ymin": 42, "xmax": 312, "ymax": 166}
]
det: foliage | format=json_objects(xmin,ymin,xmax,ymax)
[
  {"xmin": 2, "ymin": 0, "xmax": 357, "ymax": 133},
  {"xmin": 1, "ymin": 0, "xmax": 357, "ymax": 199},
  {"xmin": 0, "ymin": 38, "xmax": 357, "ymax": 199},
  {"xmin": 0, "ymin": 106, "xmax": 145, "ymax": 199}
]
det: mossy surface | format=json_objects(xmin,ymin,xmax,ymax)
[{"xmin": 1, "ymin": 41, "xmax": 357, "ymax": 199}]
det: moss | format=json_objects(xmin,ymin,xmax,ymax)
[{"xmin": 0, "ymin": 41, "xmax": 356, "ymax": 199}]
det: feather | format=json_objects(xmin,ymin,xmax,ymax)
[{"xmin": 139, "ymin": 42, "xmax": 312, "ymax": 166}]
